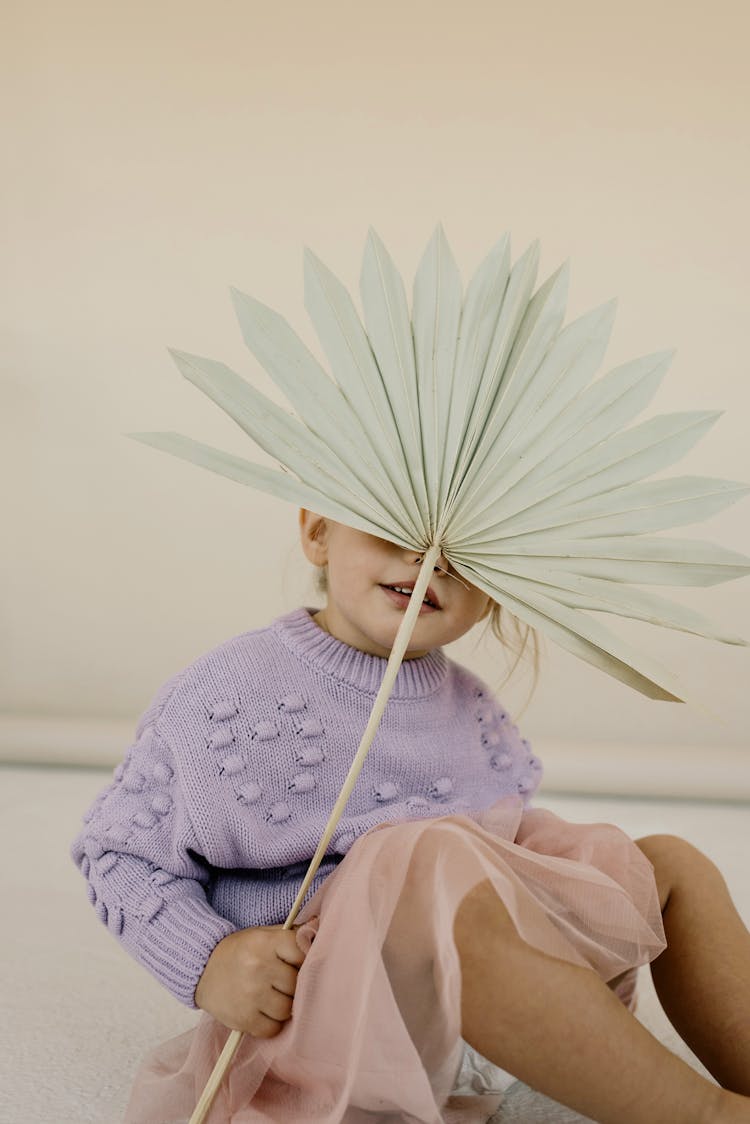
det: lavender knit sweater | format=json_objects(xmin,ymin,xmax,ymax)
[{"xmin": 71, "ymin": 607, "xmax": 542, "ymax": 1008}]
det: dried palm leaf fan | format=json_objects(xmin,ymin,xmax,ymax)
[{"xmin": 128, "ymin": 224, "xmax": 750, "ymax": 1122}]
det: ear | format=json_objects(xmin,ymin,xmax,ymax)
[
  {"xmin": 299, "ymin": 509, "xmax": 330, "ymax": 566},
  {"xmin": 478, "ymin": 599, "xmax": 493, "ymax": 622}
]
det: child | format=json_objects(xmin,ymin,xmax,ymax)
[{"xmin": 72, "ymin": 510, "xmax": 750, "ymax": 1124}]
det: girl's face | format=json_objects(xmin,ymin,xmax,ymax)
[{"xmin": 299, "ymin": 510, "xmax": 492, "ymax": 659}]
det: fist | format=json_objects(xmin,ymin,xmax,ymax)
[{"xmin": 194, "ymin": 921, "xmax": 315, "ymax": 1037}]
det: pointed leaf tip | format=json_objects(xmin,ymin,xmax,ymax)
[
  {"xmin": 303, "ymin": 245, "xmax": 328, "ymax": 278},
  {"xmin": 167, "ymin": 346, "xmax": 191, "ymax": 364},
  {"xmin": 365, "ymin": 225, "xmax": 388, "ymax": 254},
  {"xmin": 125, "ymin": 430, "xmax": 170, "ymax": 445},
  {"xmin": 229, "ymin": 285, "xmax": 262, "ymax": 314}
]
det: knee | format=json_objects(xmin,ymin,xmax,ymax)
[
  {"xmin": 406, "ymin": 820, "xmax": 467, "ymax": 886},
  {"xmin": 454, "ymin": 877, "xmax": 517, "ymax": 950},
  {"xmin": 635, "ymin": 832, "xmax": 709, "ymax": 867},
  {"xmin": 395, "ymin": 823, "xmax": 517, "ymax": 947},
  {"xmin": 635, "ymin": 833, "xmax": 720, "ymax": 911},
  {"xmin": 387, "ymin": 822, "xmax": 461, "ymax": 941}
]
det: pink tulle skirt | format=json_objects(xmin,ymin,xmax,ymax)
[{"xmin": 123, "ymin": 797, "xmax": 667, "ymax": 1124}]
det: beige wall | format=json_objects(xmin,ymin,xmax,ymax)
[{"xmin": 3, "ymin": 0, "xmax": 749, "ymax": 764}]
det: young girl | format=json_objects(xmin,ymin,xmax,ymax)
[{"xmin": 72, "ymin": 510, "xmax": 750, "ymax": 1124}]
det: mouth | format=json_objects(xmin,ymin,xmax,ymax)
[{"xmin": 379, "ymin": 582, "xmax": 441, "ymax": 612}]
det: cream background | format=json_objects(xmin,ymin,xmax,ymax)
[{"xmin": 3, "ymin": 0, "xmax": 749, "ymax": 779}]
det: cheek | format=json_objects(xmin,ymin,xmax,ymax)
[{"xmin": 330, "ymin": 556, "xmax": 370, "ymax": 598}]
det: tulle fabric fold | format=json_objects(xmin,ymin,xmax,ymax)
[{"xmin": 123, "ymin": 797, "xmax": 666, "ymax": 1124}]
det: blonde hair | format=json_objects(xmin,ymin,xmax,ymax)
[
  {"xmin": 482, "ymin": 601, "xmax": 541, "ymax": 716},
  {"xmin": 311, "ymin": 564, "xmax": 541, "ymax": 713}
]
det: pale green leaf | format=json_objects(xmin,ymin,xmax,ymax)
[
  {"xmin": 451, "ymin": 558, "xmax": 688, "ymax": 701},
  {"xmin": 442, "ymin": 239, "xmax": 541, "ymax": 522},
  {"xmin": 436, "ymin": 232, "xmax": 511, "ymax": 515},
  {"xmin": 360, "ymin": 227, "xmax": 430, "ymax": 530},
  {"xmin": 303, "ymin": 247, "xmax": 425, "ymax": 543},
  {"xmin": 167, "ymin": 349, "xmax": 418, "ymax": 539},
  {"xmin": 412, "ymin": 222, "xmax": 462, "ymax": 535},
  {"xmin": 471, "ymin": 558, "xmax": 747, "ymax": 644},
  {"xmin": 450, "ymin": 536, "xmax": 750, "ymax": 586},
  {"xmin": 125, "ymin": 430, "xmax": 415, "ymax": 546}
]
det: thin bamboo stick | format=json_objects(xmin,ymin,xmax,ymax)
[{"xmin": 188, "ymin": 544, "xmax": 443, "ymax": 1124}]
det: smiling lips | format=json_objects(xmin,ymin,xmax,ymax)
[{"xmin": 380, "ymin": 582, "xmax": 441, "ymax": 612}]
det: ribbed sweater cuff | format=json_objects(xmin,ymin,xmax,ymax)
[{"xmin": 137, "ymin": 895, "xmax": 238, "ymax": 1008}]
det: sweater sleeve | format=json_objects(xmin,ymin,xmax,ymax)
[{"xmin": 70, "ymin": 718, "xmax": 237, "ymax": 1008}]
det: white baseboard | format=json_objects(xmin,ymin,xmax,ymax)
[
  {"xmin": 0, "ymin": 715, "xmax": 135, "ymax": 768},
  {"xmin": 0, "ymin": 715, "xmax": 748, "ymax": 800},
  {"xmin": 537, "ymin": 740, "xmax": 750, "ymax": 801}
]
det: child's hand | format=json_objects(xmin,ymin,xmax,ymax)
[{"xmin": 194, "ymin": 921, "xmax": 316, "ymax": 1036}]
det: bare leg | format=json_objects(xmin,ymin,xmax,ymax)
[
  {"xmin": 453, "ymin": 878, "xmax": 749, "ymax": 1124},
  {"xmin": 636, "ymin": 834, "xmax": 750, "ymax": 1094}
]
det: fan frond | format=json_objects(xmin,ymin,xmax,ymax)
[{"xmin": 128, "ymin": 224, "xmax": 750, "ymax": 699}]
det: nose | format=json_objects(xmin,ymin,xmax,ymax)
[{"xmin": 408, "ymin": 546, "xmax": 451, "ymax": 575}]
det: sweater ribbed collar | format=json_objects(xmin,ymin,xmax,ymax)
[{"xmin": 273, "ymin": 607, "xmax": 449, "ymax": 699}]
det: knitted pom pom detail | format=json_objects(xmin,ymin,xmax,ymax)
[
  {"xmin": 208, "ymin": 729, "xmax": 235, "ymax": 752},
  {"xmin": 278, "ymin": 695, "xmax": 306, "ymax": 713},
  {"xmin": 253, "ymin": 721, "xmax": 279, "ymax": 740},
  {"xmin": 237, "ymin": 781, "xmax": 263, "ymax": 804},
  {"xmin": 406, "ymin": 796, "xmax": 430, "ymax": 811},
  {"xmin": 490, "ymin": 752, "xmax": 514, "ymax": 771},
  {"xmin": 123, "ymin": 770, "xmax": 146, "ymax": 793},
  {"xmin": 106, "ymin": 824, "xmax": 131, "ymax": 847},
  {"xmin": 265, "ymin": 801, "xmax": 291, "ymax": 824},
  {"xmin": 288, "ymin": 772, "xmax": 316, "ymax": 794},
  {"xmin": 373, "ymin": 781, "xmax": 399, "ymax": 802},
  {"xmin": 208, "ymin": 700, "xmax": 239, "ymax": 721},
  {"xmin": 132, "ymin": 811, "xmax": 158, "ymax": 829},
  {"xmin": 295, "ymin": 717, "xmax": 324, "ymax": 738},
  {"xmin": 294, "ymin": 745, "xmax": 325, "ymax": 766},
  {"xmin": 153, "ymin": 762, "xmax": 174, "ymax": 784},
  {"xmin": 220, "ymin": 754, "xmax": 246, "ymax": 776},
  {"xmin": 427, "ymin": 776, "xmax": 454, "ymax": 799}
]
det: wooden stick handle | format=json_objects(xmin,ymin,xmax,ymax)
[{"xmin": 188, "ymin": 545, "xmax": 442, "ymax": 1124}]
